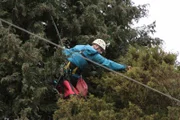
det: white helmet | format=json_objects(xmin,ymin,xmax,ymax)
[{"xmin": 92, "ymin": 39, "xmax": 106, "ymax": 51}]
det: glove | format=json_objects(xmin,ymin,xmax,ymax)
[{"xmin": 126, "ymin": 66, "xmax": 132, "ymax": 71}]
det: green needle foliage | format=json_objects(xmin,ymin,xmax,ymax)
[{"xmin": 0, "ymin": 0, "xmax": 179, "ymax": 119}]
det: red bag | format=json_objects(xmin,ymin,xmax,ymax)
[
  {"xmin": 56, "ymin": 80, "xmax": 79, "ymax": 98},
  {"xmin": 56, "ymin": 77, "xmax": 88, "ymax": 98},
  {"xmin": 76, "ymin": 77, "xmax": 88, "ymax": 97},
  {"xmin": 63, "ymin": 80, "xmax": 79, "ymax": 98}
]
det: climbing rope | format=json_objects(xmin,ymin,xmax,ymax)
[{"xmin": 0, "ymin": 17, "xmax": 180, "ymax": 104}]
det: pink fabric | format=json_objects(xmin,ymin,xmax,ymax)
[
  {"xmin": 63, "ymin": 80, "xmax": 79, "ymax": 98},
  {"xmin": 76, "ymin": 77, "xmax": 88, "ymax": 97},
  {"xmin": 57, "ymin": 78, "xmax": 88, "ymax": 98}
]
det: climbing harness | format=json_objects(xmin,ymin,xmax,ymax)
[
  {"xmin": 54, "ymin": 61, "xmax": 88, "ymax": 99},
  {"xmin": 64, "ymin": 62, "xmax": 79, "ymax": 75}
]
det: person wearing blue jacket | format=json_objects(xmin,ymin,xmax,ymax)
[
  {"xmin": 63, "ymin": 39, "xmax": 130, "ymax": 71},
  {"xmin": 58, "ymin": 39, "xmax": 131, "ymax": 98}
]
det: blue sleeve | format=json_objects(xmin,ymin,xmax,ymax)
[
  {"xmin": 63, "ymin": 45, "xmax": 84, "ymax": 55},
  {"xmin": 92, "ymin": 54, "xmax": 126, "ymax": 71}
]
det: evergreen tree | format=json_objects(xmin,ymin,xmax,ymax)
[
  {"xmin": 85, "ymin": 46, "xmax": 180, "ymax": 119},
  {"xmin": 0, "ymin": 0, "xmax": 179, "ymax": 119}
]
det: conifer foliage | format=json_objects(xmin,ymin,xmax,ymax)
[{"xmin": 0, "ymin": 0, "xmax": 180, "ymax": 119}]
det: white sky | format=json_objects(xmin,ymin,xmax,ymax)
[{"xmin": 133, "ymin": 0, "xmax": 180, "ymax": 62}]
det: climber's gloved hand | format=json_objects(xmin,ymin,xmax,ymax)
[{"xmin": 126, "ymin": 66, "xmax": 132, "ymax": 71}]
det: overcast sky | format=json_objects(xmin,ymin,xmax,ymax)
[{"xmin": 132, "ymin": 0, "xmax": 180, "ymax": 62}]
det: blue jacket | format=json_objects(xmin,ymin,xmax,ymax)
[{"xmin": 63, "ymin": 45, "xmax": 126, "ymax": 71}]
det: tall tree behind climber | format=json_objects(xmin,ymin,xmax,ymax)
[{"xmin": 56, "ymin": 39, "xmax": 131, "ymax": 98}]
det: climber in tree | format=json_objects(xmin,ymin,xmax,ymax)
[{"xmin": 56, "ymin": 39, "xmax": 131, "ymax": 98}]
